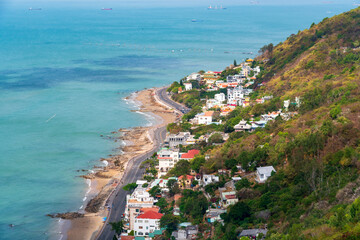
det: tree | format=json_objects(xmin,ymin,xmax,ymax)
[
  {"xmin": 109, "ymin": 220, "xmax": 124, "ymax": 237},
  {"xmin": 167, "ymin": 179, "xmax": 180, "ymax": 197},
  {"xmin": 122, "ymin": 183, "xmax": 137, "ymax": 191},
  {"xmin": 235, "ymin": 178, "xmax": 251, "ymax": 190},
  {"xmin": 160, "ymin": 213, "xmax": 179, "ymax": 233},
  {"xmin": 234, "ymin": 59, "xmax": 237, "ymax": 66},
  {"xmin": 169, "ymin": 159, "xmax": 190, "ymax": 176},
  {"xmin": 191, "ymin": 156, "xmax": 205, "ymax": 172},
  {"xmin": 223, "ymin": 201, "xmax": 251, "ymax": 224},
  {"xmin": 156, "ymin": 197, "xmax": 168, "ymax": 210},
  {"xmin": 208, "ymin": 133, "xmax": 224, "ymax": 144},
  {"xmin": 149, "ymin": 185, "xmax": 161, "ymax": 197}
]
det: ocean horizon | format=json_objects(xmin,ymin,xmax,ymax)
[{"xmin": 0, "ymin": 3, "xmax": 356, "ymax": 239}]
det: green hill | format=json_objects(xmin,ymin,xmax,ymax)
[{"xmin": 165, "ymin": 7, "xmax": 360, "ymax": 240}]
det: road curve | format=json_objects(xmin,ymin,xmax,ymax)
[{"xmin": 95, "ymin": 87, "xmax": 185, "ymax": 240}]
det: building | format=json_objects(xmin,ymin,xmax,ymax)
[
  {"xmin": 165, "ymin": 132, "xmax": 191, "ymax": 148},
  {"xmin": 201, "ymin": 174, "xmax": 219, "ymax": 186},
  {"xmin": 186, "ymin": 73, "xmax": 201, "ymax": 81},
  {"xmin": 178, "ymin": 175, "xmax": 195, "ymax": 189},
  {"xmin": 125, "ymin": 188, "xmax": 156, "ymax": 230},
  {"xmin": 184, "ymin": 82, "xmax": 192, "ymax": 91},
  {"xmin": 171, "ymin": 225, "xmax": 198, "ymax": 240},
  {"xmin": 205, "ymin": 209, "xmax": 226, "ymax": 223},
  {"xmin": 203, "ymin": 71, "xmax": 220, "ymax": 82},
  {"xmin": 227, "ymin": 86, "xmax": 253, "ymax": 103},
  {"xmin": 214, "ymin": 93, "xmax": 226, "ymax": 102},
  {"xmin": 157, "ymin": 149, "xmax": 180, "ymax": 177},
  {"xmin": 256, "ymin": 166, "xmax": 276, "ymax": 183},
  {"xmin": 234, "ymin": 119, "xmax": 252, "ymax": 132},
  {"xmin": 220, "ymin": 191, "xmax": 238, "ymax": 207},
  {"xmin": 195, "ymin": 111, "xmax": 214, "ymax": 125},
  {"xmin": 134, "ymin": 210, "xmax": 163, "ymax": 237},
  {"xmin": 239, "ymin": 229, "xmax": 268, "ymax": 239},
  {"xmin": 180, "ymin": 149, "xmax": 200, "ymax": 160}
]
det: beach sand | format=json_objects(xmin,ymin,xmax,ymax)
[{"xmin": 66, "ymin": 88, "xmax": 177, "ymax": 240}]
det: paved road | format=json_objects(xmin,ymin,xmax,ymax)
[
  {"xmin": 95, "ymin": 87, "xmax": 184, "ymax": 240},
  {"xmin": 157, "ymin": 87, "xmax": 190, "ymax": 113}
]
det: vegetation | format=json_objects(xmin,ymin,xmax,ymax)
[{"xmin": 156, "ymin": 7, "xmax": 360, "ymax": 240}]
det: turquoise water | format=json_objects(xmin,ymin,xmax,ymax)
[{"xmin": 0, "ymin": 2, "xmax": 355, "ymax": 239}]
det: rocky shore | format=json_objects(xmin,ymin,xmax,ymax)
[{"xmin": 60, "ymin": 88, "xmax": 177, "ymax": 240}]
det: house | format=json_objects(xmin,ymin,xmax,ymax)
[
  {"xmin": 171, "ymin": 225, "xmax": 198, "ymax": 240},
  {"xmin": 157, "ymin": 149, "xmax": 180, "ymax": 177},
  {"xmin": 256, "ymin": 166, "xmax": 276, "ymax": 183},
  {"xmin": 186, "ymin": 73, "xmax": 201, "ymax": 81},
  {"xmin": 234, "ymin": 119, "xmax": 252, "ymax": 132},
  {"xmin": 239, "ymin": 229, "xmax": 268, "ymax": 239},
  {"xmin": 180, "ymin": 149, "xmax": 200, "ymax": 160},
  {"xmin": 206, "ymin": 99, "xmax": 221, "ymax": 109},
  {"xmin": 195, "ymin": 111, "xmax": 214, "ymax": 125},
  {"xmin": 178, "ymin": 175, "xmax": 195, "ymax": 189},
  {"xmin": 227, "ymin": 86, "xmax": 253, "ymax": 102},
  {"xmin": 214, "ymin": 93, "xmax": 226, "ymax": 102},
  {"xmin": 256, "ymin": 98, "xmax": 265, "ymax": 104},
  {"xmin": 203, "ymin": 71, "xmax": 220, "ymax": 81},
  {"xmin": 206, "ymin": 208, "xmax": 226, "ymax": 223},
  {"xmin": 165, "ymin": 132, "xmax": 191, "ymax": 148},
  {"xmin": 220, "ymin": 191, "xmax": 238, "ymax": 207},
  {"xmin": 125, "ymin": 188, "xmax": 156, "ymax": 230},
  {"xmin": 201, "ymin": 174, "xmax": 219, "ymax": 186},
  {"xmin": 184, "ymin": 82, "xmax": 192, "ymax": 91},
  {"xmin": 134, "ymin": 210, "xmax": 163, "ymax": 236}
]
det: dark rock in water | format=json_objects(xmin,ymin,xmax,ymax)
[{"xmin": 46, "ymin": 212, "xmax": 84, "ymax": 219}]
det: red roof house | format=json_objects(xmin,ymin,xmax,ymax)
[
  {"xmin": 136, "ymin": 211, "xmax": 163, "ymax": 220},
  {"xmin": 180, "ymin": 149, "xmax": 200, "ymax": 160}
]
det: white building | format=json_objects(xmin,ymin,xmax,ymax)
[
  {"xmin": 134, "ymin": 210, "xmax": 163, "ymax": 236},
  {"xmin": 256, "ymin": 166, "xmax": 276, "ymax": 183},
  {"xmin": 186, "ymin": 73, "xmax": 201, "ymax": 81},
  {"xmin": 184, "ymin": 82, "xmax": 192, "ymax": 91},
  {"xmin": 125, "ymin": 187, "xmax": 156, "ymax": 230},
  {"xmin": 234, "ymin": 119, "xmax": 252, "ymax": 132},
  {"xmin": 157, "ymin": 149, "xmax": 180, "ymax": 177},
  {"xmin": 227, "ymin": 86, "xmax": 253, "ymax": 102},
  {"xmin": 165, "ymin": 132, "xmax": 191, "ymax": 148},
  {"xmin": 194, "ymin": 111, "xmax": 214, "ymax": 125},
  {"xmin": 201, "ymin": 174, "xmax": 219, "ymax": 186},
  {"xmin": 214, "ymin": 93, "xmax": 226, "ymax": 102}
]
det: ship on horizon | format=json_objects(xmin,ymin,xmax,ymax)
[
  {"xmin": 29, "ymin": 7, "xmax": 42, "ymax": 10},
  {"xmin": 101, "ymin": 8, "xmax": 112, "ymax": 10}
]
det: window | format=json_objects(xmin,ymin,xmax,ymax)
[
  {"xmin": 145, "ymin": 220, "xmax": 149, "ymax": 223},
  {"xmin": 138, "ymin": 220, "xmax": 143, "ymax": 223},
  {"xmin": 139, "ymin": 226, "xmax": 143, "ymax": 229},
  {"xmin": 136, "ymin": 209, "xmax": 139, "ymax": 212},
  {"xmin": 138, "ymin": 232, "xmax": 143, "ymax": 235}
]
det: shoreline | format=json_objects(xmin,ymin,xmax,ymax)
[{"xmin": 63, "ymin": 87, "xmax": 177, "ymax": 240}]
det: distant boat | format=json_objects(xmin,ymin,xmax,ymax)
[
  {"xmin": 29, "ymin": 7, "xmax": 42, "ymax": 10},
  {"xmin": 101, "ymin": 8, "xmax": 112, "ymax": 10},
  {"xmin": 208, "ymin": 5, "xmax": 212, "ymax": 9},
  {"xmin": 191, "ymin": 19, "xmax": 197, "ymax": 22},
  {"xmin": 220, "ymin": 5, "xmax": 227, "ymax": 9}
]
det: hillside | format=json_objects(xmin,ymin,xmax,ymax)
[{"xmin": 161, "ymin": 7, "xmax": 360, "ymax": 240}]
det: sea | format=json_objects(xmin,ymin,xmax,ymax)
[{"xmin": 0, "ymin": 2, "xmax": 356, "ymax": 239}]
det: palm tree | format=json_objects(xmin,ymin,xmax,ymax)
[{"xmin": 109, "ymin": 220, "xmax": 124, "ymax": 239}]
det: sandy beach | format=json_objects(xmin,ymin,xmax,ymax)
[{"xmin": 65, "ymin": 87, "xmax": 178, "ymax": 240}]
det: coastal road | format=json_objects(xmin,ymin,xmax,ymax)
[
  {"xmin": 95, "ymin": 87, "xmax": 185, "ymax": 240},
  {"xmin": 157, "ymin": 87, "xmax": 190, "ymax": 114}
]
